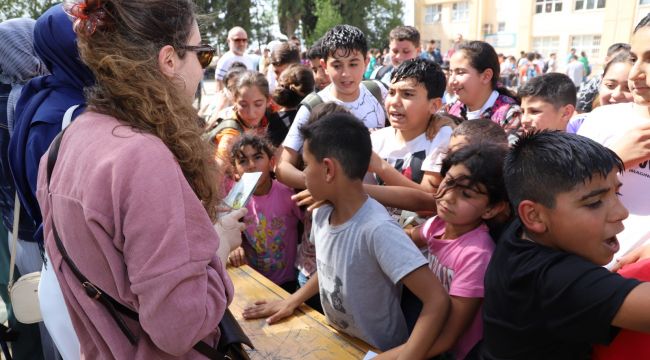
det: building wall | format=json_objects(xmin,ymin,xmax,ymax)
[{"xmin": 413, "ymin": 0, "xmax": 649, "ymax": 71}]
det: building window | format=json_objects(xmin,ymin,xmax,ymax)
[
  {"xmin": 532, "ymin": 36, "xmax": 560, "ymax": 58},
  {"xmin": 570, "ymin": 34, "xmax": 602, "ymax": 60},
  {"xmin": 498, "ymin": 22, "xmax": 506, "ymax": 32},
  {"xmin": 535, "ymin": 0, "xmax": 563, "ymax": 14},
  {"xmin": 452, "ymin": 2, "xmax": 470, "ymax": 21},
  {"xmin": 425, "ymin": 4, "xmax": 442, "ymax": 24},
  {"xmin": 575, "ymin": 0, "xmax": 606, "ymax": 10},
  {"xmin": 641, "ymin": 0, "xmax": 650, "ymax": 4}
]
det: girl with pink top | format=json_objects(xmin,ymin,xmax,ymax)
[
  {"xmin": 227, "ymin": 134, "xmax": 303, "ymax": 293},
  {"xmin": 36, "ymin": 0, "xmax": 244, "ymax": 358},
  {"xmin": 405, "ymin": 143, "xmax": 508, "ymax": 359}
]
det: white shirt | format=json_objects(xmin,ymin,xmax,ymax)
[
  {"xmin": 578, "ymin": 103, "xmax": 650, "ymax": 268},
  {"xmin": 214, "ymin": 51, "xmax": 255, "ymax": 81},
  {"xmin": 466, "ymin": 90, "xmax": 499, "ymax": 120},
  {"xmin": 283, "ymin": 82, "xmax": 387, "ymax": 152}
]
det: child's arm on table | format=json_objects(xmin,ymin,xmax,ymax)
[
  {"xmin": 242, "ymin": 272, "xmax": 319, "ymax": 324},
  {"xmin": 376, "ymin": 266, "xmax": 450, "ymax": 360},
  {"xmin": 275, "ymin": 147, "xmax": 307, "ymax": 190}
]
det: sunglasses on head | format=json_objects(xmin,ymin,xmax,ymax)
[{"xmin": 179, "ymin": 44, "xmax": 216, "ymax": 69}]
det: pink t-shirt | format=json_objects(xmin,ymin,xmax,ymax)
[
  {"xmin": 420, "ymin": 216, "xmax": 495, "ymax": 360},
  {"xmin": 241, "ymin": 180, "xmax": 303, "ymax": 285}
]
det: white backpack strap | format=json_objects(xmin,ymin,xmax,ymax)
[
  {"xmin": 62, "ymin": 105, "xmax": 80, "ymax": 130},
  {"xmin": 8, "ymin": 192, "xmax": 21, "ymax": 290}
]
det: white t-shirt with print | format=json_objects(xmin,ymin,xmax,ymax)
[
  {"xmin": 282, "ymin": 82, "xmax": 387, "ymax": 152},
  {"xmin": 214, "ymin": 51, "xmax": 255, "ymax": 81},
  {"xmin": 371, "ymin": 126, "xmax": 453, "ymax": 184},
  {"xmin": 577, "ymin": 102, "xmax": 650, "ymax": 268}
]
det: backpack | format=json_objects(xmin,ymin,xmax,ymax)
[
  {"xmin": 299, "ymin": 80, "xmax": 386, "ymax": 114},
  {"xmin": 203, "ymin": 107, "xmax": 243, "ymax": 144},
  {"xmin": 374, "ymin": 65, "xmax": 393, "ymax": 81}
]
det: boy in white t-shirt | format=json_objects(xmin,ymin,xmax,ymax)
[
  {"xmin": 276, "ymin": 25, "xmax": 387, "ymax": 190},
  {"xmin": 370, "ymin": 58, "xmax": 453, "ymax": 195},
  {"xmin": 577, "ymin": 22, "xmax": 650, "ymax": 268}
]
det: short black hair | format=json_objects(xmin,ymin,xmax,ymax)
[
  {"xmin": 504, "ymin": 130, "xmax": 624, "ymax": 210},
  {"xmin": 440, "ymin": 143, "xmax": 508, "ymax": 205},
  {"xmin": 230, "ymin": 133, "xmax": 275, "ymax": 166},
  {"xmin": 307, "ymin": 39, "xmax": 324, "ymax": 60},
  {"xmin": 452, "ymin": 118, "xmax": 508, "ymax": 147},
  {"xmin": 300, "ymin": 112, "xmax": 371, "ymax": 180},
  {"xmin": 518, "ymin": 73, "xmax": 577, "ymax": 108},
  {"xmin": 307, "ymin": 102, "xmax": 351, "ymax": 125},
  {"xmin": 389, "ymin": 26, "xmax": 420, "ymax": 46},
  {"xmin": 391, "ymin": 58, "xmax": 446, "ymax": 99},
  {"xmin": 320, "ymin": 25, "xmax": 368, "ymax": 61}
]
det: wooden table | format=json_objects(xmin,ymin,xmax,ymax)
[{"xmin": 227, "ymin": 265, "xmax": 377, "ymax": 359}]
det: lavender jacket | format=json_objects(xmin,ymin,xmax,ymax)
[{"xmin": 36, "ymin": 111, "xmax": 233, "ymax": 359}]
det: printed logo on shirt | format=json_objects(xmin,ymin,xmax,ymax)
[
  {"xmin": 428, "ymin": 253, "xmax": 454, "ymax": 292},
  {"xmin": 317, "ymin": 259, "xmax": 353, "ymax": 331},
  {"xmin": 244, "ymin": 213, "xmax": 287, "ymax": 272}
]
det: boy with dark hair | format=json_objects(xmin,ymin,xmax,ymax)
[
  {"xmin": 449, "ymin": 118, "xmax": 508, "ymax": 151},
  {"xmin": 306, "ymin": 39, "xmax": 331, "ymax": 91},
  {"xmin": 371, "ymin": 58, "xmax": 452, "ymax": 194},
  {"xmin": 372, "ymin": 25, "xmax": 421, "ymax": 85},
  {"xmin": 244, "ymin": 113, "xmax": 450, "ymax": 357},
  {"xmin": 478, "ymin": 131, "xmax": 650, "ymax": 360},
  {"xmin": 518, "ymin": 73, "xmax": 576, "ymax": 131},
  {"xmin": 277, "ymin": 24, "xmax": 387, "ymax": 190}
]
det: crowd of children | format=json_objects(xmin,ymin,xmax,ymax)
[
  {"xmin": 199, "ymin": 15, "xmax": 650, "ymax": 360},
  {"xmin": 3, "ymin": 1, "xmax": 650, "ymax": 358}
]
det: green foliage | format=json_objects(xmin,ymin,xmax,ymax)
[
  {"xmin": 310, "ymin": 0, "xmax": 343, "ymax": 45},
  {"xmin": 0, "ymin": 0, "xmax": 56, "ymax": 21},
  {"xmin": 365, "ymin": 0, "xmax": 403, "ymax": 50},
  {"xmin": 304, "ymin": 0, "xmax": 403, "ymax": 49}
]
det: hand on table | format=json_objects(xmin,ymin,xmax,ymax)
[
  {"xmin": 228, "ymin": 246, "xmax": 247, "ymax": 267},
  {"xmin": 242, "ymin": 299, "xmax": 298, "ymax": 324}
]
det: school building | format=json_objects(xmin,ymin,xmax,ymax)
[{"xmin": 412, "ymin": 0, "xmax": 650, "ymax": 70}]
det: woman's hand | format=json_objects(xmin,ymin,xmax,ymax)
[{"xmin": 214, "ymin": 207, "xmax": 248, "ymax": 264}]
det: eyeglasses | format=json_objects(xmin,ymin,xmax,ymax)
[
  {"xmin": 231, "ymin": 38, "xmax": 248, "ymax": 43},
  {"xmin": 179, "ymin": 44, "xmax": 216, "ymax": 69}
]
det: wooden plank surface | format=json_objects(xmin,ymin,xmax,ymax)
[{"xmin": 227, "ymin": 265, "xmax": 377, "ymax": 359}]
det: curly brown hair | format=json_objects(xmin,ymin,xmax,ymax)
[{"xmin": 73, "ymin": 0, "xmax": 221, "ymax": 220}]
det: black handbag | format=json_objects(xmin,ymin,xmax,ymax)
[{"xmin": 46, "ymin": 129, "xmax": 253, "ymax": 359}]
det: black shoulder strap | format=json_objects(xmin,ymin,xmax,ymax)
[{"xmin": 46, "ymin": 130, "xmax": 248, "ymax": 359}]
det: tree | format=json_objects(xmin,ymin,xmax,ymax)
[
  {"xmin": 310, "ymin": 0, "xmax": 343, "ymax": 45},
  {"xmin": 365, "ymin": 0, "xmax": 403, "ymax": 49},
  {"xmin": 0, "ymin": 0, "xmax": 56, "ymax": 21}
]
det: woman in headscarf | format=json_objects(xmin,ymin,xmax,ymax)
[
  {"xmin": 7, "ymin": 5, "xmax": 94, "ymax": 359},
  {"xmin": 0, "ymin": 17, "xmax": 54, "ymax": 360},
  {"xmin": 36, "ymin": 0, "xmax": 245, "ymax": 358}
]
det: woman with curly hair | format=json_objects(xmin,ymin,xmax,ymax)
[{"xmin": 35, "ymin": 0, "xmax": 245, "ymax": 358}]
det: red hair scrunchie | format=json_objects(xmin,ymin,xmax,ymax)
[{"xmin": 63, "ymin": 0, "xmax": 108, "ymax": 35}]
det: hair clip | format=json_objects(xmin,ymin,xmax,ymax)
[{"xmin": 63, "ymin": 0, "xmax": 107, "ymax": 35}]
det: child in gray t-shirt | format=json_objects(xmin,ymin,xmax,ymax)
[{"xmin": 243, "ymin": 112, "xmax": 450, "ymax": 358}]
